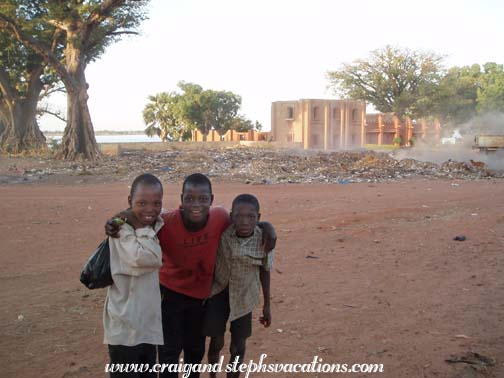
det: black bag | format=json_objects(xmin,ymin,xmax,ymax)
[{"xmin": 80, "ymin": 238, "xmax": 113, "ymax": 289}]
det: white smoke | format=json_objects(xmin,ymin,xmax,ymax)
[{"xmin": 393, "ymin": 113, "xmax": 504, "ymax": 171}]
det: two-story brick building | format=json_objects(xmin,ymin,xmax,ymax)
[{"xmin": 271, "ymin": 99, "xmax": 366, "ymax": 149}]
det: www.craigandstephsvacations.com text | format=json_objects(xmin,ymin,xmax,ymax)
[{"xmin": 105, "ymin": 354, "xmax": 384, "ymax": 377}]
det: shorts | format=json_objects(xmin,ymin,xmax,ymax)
[{"xmin": 202, "ymin": 287, "xmax": 252, "ymax": 340}]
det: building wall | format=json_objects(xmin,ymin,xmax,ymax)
[
  {"xmin": 271, "ymin": 99, "xmax": 366, "ymax": 150},
  {"xmin": 192, "ymin": 129, "xmax": 270, "ymax": 142},
  {"xmin": 365, "ymin": 114, "xmax": 441, "ymax": 146}
]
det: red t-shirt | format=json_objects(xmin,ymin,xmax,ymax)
[{"xmin": 158, "ymin": 206, "xmax": 231, "ymax": 299}]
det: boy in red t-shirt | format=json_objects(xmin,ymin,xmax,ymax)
[
  {"xmin": 156, "ymin": 174, "xmax": 230, "ymax": 377},
  {"xmin": 106, "ymin": 173, "xmax": 276, "ymax": 378}
]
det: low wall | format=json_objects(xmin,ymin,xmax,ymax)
[
  {"xmin": 239, "ymin": 141, "xmax": 303, "ymax": 149},
  {"xmin": 98, "ymin": 141, "xmax": 304, "ymax": 156}
]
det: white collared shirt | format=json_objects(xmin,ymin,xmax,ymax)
[{"xmin": 103, "ymin": 218, "xmax": 164, "ymax": 346}]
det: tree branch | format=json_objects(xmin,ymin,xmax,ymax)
[
  {"xmin": 47, "ymin": 19, "xmax": 68, "ymax": 31},
  {"xmin": 38, "ymin": 107, "xmax": 67, "ymax": 122},
  {"xmin": 108, "ymin": 30, "xmax": 139, "ymax": 36},
  {"xmin": 40, "ymin": 85, "xmax": 66, "ymax": 99},
  {"xmin": 0, "ymin": 12, "xmax": 72, "ymax": 88}
]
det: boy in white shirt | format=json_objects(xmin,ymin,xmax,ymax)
[{"xmin": 103, "ymin": 173, "xmax": 164, "ymax": 377}]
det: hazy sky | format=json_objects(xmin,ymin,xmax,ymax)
[{"xmin": 39, "ymin": 0, "xmax": 504, "ymax": 132}]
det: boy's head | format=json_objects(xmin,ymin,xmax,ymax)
[
  {"xmin": 128, "ymin": 173, "xmax": 163, "ymax": 226},
  {"xmin": 231, "ymin": 194, "xmax": 261, "ymax": 237},
  {"xmin": 181, "ymin": 173, "xmax": 214, "ymax": 227}
]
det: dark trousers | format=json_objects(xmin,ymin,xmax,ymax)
[
  {"xmin": 108, "ymin": 344, "xmax": 157, "ymax": 378},
  {"xmin": 158, "ymin": 285, "xmax": 206, "ymax": 378}
]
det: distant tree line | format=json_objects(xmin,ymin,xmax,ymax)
[{"xmin": 143, "ymin": 82, "xmax": 262, "ymax": 142}]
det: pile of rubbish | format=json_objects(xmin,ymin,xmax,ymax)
[{"xmin": 4, "ymin": 147, "xmax": 503, "ymax": 185}]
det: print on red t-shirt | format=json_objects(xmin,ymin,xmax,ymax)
[{"xmin": 157, "ymin": 206, "xmax": 231, "ymax": 299}]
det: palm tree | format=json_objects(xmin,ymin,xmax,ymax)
[{"xmin": 143, "ymin": 92, "xmax": 191, "ymax": 142}]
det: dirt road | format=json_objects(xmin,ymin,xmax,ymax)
[{"xmin": 1, "ymin": 179, "xmax": 503, "ymax": 378}]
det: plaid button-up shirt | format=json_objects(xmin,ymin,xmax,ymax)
[{"xmin": 211, "ymin": 225, "xmax": 274, "ymax": 321}]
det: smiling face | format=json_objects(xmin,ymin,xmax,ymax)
[
  {"xmin": 128, "ymin": 183, "xmax": 163, "ymax": 227},
  {"xmin": 180, "ymin": 182, "xmax": 214, "ymax": 230}
]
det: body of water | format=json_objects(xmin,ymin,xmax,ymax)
[{"xmin": 47, "ymin": 134, "xmax": 162, "ymax": 143}]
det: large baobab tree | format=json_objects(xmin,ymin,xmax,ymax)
[{"xmin": 0, "ymin": 0, "xmax": 148, "ymax": 160}]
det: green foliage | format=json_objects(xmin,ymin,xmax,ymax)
[
  {"xmin": 228, "ymin": 117, "xmax": 262, "ymax": 133},
  {"xmin": 40, "ymin": 0, "xmax": 149, "ymax": 64},
  {"xmin": 433, "ymin": 64, "xmax": 480, "ymax": 127},
  {"xmin": 477, "ymin": 63, "xmax": 504, "ymax": 113},
  {"xmin": 143, "ymin": 82, "xmax": 258, "ymax": 141},
  {"xmin": 177, "ymin": 82, "xmax": 241, "ymax": 136},
  {"xmin": 229, "ymin": 115, "xmax": 254, "ymax": 132},
  {"xmin": 0, "ymin": 0, "xmax": 145, "ymax": 87},
  {"xmin": 432, "ymin": 63, "xmax": 504, "ymax": 129},
  {"xmin": 1, "ymin": 0, "xmax": 148, "ymax": 100},
  {"xmin": 0, "ymin": 0, "xmax": 63, "ymax": 104},
  {"xmin": 143, "ymin": 92, "xmax": 192, "ymax": 141},
  {"xmin": 327, "ymin": 46, "xmax": 443, "ymax": 120},
  {"xmin": 393, "ymin": 136, "xmax": 402, "ymax": 146}
]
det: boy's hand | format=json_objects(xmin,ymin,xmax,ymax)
[
  {"xmin": 118, "ymin": 209, "xmax": 145, "ymax": 230},
  {"xmin": 258, "ymin": 222, "xmax": 277, "ymax": 252},
  {"xmin": 105, "ymin": 209, "xmax": 143, "ymax": 236},
  {"xmin": 105, "ymin": 213, "xmax": 124, "ymax": 238},
  {"xmin": 259, "ymin": 305, "xmax": 271, "ymax": 327}
]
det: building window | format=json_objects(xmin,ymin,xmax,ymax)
[
  {"xmin": 287, "ymin": 107, "xmax": 294, "ymax": 119},
  {"xmin": 333, "ymin": 107, "xmax": 340, "ymax": 119},
  {"xmin": 313, "ymin": 106, "xmax": 320, "ymax": 120},
  {"xmin": 352, "ymin": 109, "xmax": 358, "ymax": 121},
  {"xmin": 311, "ymin": 134, "xmax": 319, "ymax": 146}
]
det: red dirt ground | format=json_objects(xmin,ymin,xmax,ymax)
[{"xmin": 1, "ymin": 179, "xmax": 503, "ymax": 378}]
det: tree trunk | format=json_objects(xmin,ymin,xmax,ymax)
[
  {"xmin": 0, "ymin": 99, "xmax": 46, "ymax": 154},
  {"xmin": 0, "ymin": 68, "xmax": 47, "ymax": 154},
  {"xmin": 56, "ymin": 43, "xmax": 100, "ymax": 161},
  {"xmin": 56, "ymin": 85, "xmax": 100, "ymax": 160}
]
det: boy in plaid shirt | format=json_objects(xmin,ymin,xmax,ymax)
[{"xmin": 203, "ymin": 194, "xmax": 274, "ymax": 378}]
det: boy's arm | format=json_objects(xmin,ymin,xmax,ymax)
[
  {"xmin": 257, "ymin": 221, "xmax": 277, "ymax": 253},
  {"xmin": 110, "ymin": 225, "xmax": 162, "ymax": 276},
  {"xmin": 259, "ymin": 266, "xmax": 271, "ymax": 327}
]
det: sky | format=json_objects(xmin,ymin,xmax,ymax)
[{"xmin": 39, "ymin": 0, "xmax": 504, "ymax": 132}]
